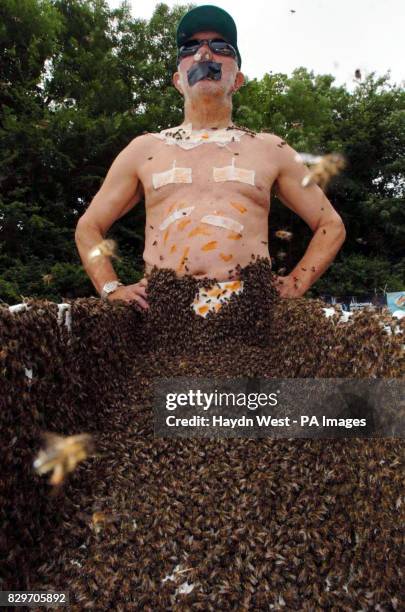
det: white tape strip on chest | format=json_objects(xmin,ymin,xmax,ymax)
[
  {"xmin": 213, "ymin": 158, "xmax": 255, "ymax": 185},
  {"xmin": 151, "ymin": 124, "xmax": 247, "ymax": 150},
  {"xmin": 159, "ymin": 206, "xmax": 195, "ymax": 231},
  {"xmin": 152, "ymin": 161, "xmax": 192, "ymax": 190},
  {"xmin": 200, "ymin": 215, "xmax": 243, "ymax": 234}
]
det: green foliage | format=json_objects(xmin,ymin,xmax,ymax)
[
  {"xmin": 311, "ymin": 254, "xmax": 404, "ymax": 296},
  {"xmin": 0, "ymin": 0, "xmax": 404, "ymax": 304}
]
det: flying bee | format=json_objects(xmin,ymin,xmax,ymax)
[
  {"xmin": 275, "ymin": 230, "xmax": 293, "ymax": 241},
  {"xmin": 33, "ymin": 432, "xmax": 94, "ymax": 486},
  {"xmin": 88, "ymin": 239, "xmax": 120, "ymax": 261},
  {"xmin": 301, "ymin": 153, "xmax": 346, "ymax": 190},
  {"xmin": 42, "ymin": 274, "xmax": 53, "ymax": 285},
  {"xmin": 295, "ymin": 153, "xmax": 323, "ymax": 165}
]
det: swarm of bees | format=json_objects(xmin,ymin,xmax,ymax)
[
  {"xmin": 88, "ymin": 239, "xmax": 120, "ymax": 261},
  {"xmin": 33, "ymin": 432, "xmax": 94, "ymax": 486},
  {"xmin": 300, "ymin": 153, "xmax": 346, "ymax": 191},
  {"xmin": 4, "ymin": 255, "xmax": 404, "ymax": 609}
]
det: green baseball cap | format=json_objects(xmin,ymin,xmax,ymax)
[{"xmin": 176, "ymin": 5, "xmax": 242, "ymax": 68}]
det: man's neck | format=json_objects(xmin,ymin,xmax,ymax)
[{"xmin": 182, "ymin": 98, "xmax": 233, "ymax": 131}]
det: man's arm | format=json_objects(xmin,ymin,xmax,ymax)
[
  {"xmin": 75, "ymin": 136, "xmax": 148, "ymax": 305},
  {"xmin": 270, "ymin": 137, "xmax": 346, "ymax": 297}
]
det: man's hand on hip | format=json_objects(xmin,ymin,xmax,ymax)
[
  {"xmin": 273, "ymin": 274, "xmax": 306, "ymax": 298},
  {"xmin": 107, "ymin": 277, "xmax": 149, "ymax": 309}
]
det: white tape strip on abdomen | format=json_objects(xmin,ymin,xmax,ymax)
[
  {"xmin": 201, "ymin": 214, "xmax": 243, "ymax": 234},
  {"xmin": 213, "ymin": 158, "xmax": 255, "ymax": 185},
  {"xmin": 152, "ymin": 160, "xmax": 192, "ymax": 190},
  {"xmin": 159, "ymin": 206, "xmax": 195, "ymax": 231}
]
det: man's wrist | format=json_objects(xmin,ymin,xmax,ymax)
[
  {"xmin": 100, "ymin": 280, "xmax": 123, "ymax": 299},
  {"xmin": 275, "ymin": 274, "xmax": 308, "ymax": 298}
]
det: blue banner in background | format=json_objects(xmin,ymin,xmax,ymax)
[{"xmin": 386, "ymin": 292, "xmax": 405, "ymax": 314}]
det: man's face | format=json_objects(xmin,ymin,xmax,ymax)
[{"xmin": 173, "ymin": 30, "xmax": 244, "ymax": 101}]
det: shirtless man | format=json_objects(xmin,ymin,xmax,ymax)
[{"xmin": 75, "ymin": 5, "xmax": 345, "ymax": 312}]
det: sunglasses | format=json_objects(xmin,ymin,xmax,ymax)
[{"xmin": 177, "ymin": 38, "xmax": 237, "ymax": 62}]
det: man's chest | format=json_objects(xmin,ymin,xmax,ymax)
[{"xmin": 137, "ymin": 135, "xmax": 279, "ymax": 206}]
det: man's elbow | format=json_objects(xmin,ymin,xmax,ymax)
[
  {"xmin": 74, "ymin": 215, "xmax": 87, "ymax": 243},
  {"xmin": 335, "ymin": 215, "xmax": 346, "ymax": 245},
  {"xmin": 74, "ymin": 216, "xmax": 98, "ymax": 249},
  {"xmin": 318, "ymin": 213, "xmax": 346, "ymax": 240},
  {"xmin": 75, "ymin": 214, "xmax": 101, "ymax": 238},
  {"xmin": 322, "ymin": 210, "xmax": 346, "ymax": 234}
]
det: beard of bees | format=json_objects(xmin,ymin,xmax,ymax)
[{"xmin": 187, "ymin": 61, "xmax": 222, "ymax": 86}]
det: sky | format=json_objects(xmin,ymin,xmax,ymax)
[{"xmin": 107, "ymin": 0, "xmax": 404, "ymax": 89}]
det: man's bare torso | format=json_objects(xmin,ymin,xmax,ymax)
[{"xmin": 135, "ymin": 127, "xmax": 280, "ymax": 280}]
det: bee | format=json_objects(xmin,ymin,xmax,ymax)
[
  {"xmin": 275, "ymin": 230, "xmax": 293, "ymax": 241},
  {"xmin": 295, "ymin": 153, "xmax": 322, "ymax": 165},
  {"xmin": 33, "ymin": 432, "xmax": 94, "ymax": 486},
  {"xmin": 42, "ymin": 274, "xmax": 53, "ymax": 285},
  {"xmin": 88, "ymin": 239, "xmax": 119, "ymax": 261},
  {"xmin": 91, "ymin": 511, "xmax": 107, "ymax": 534},
  {"xmin": 301, "ymin": 153, "xmax": 346, "ymax": 190},
  {"xmin": 91, "ymin": 511, "xmax": 120, "ymax": 534},
  {"xmin": 355, "ymin": 69, "xmax": 362, "ymax": 80}
]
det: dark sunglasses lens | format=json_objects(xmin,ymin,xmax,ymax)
[
  {"xmin": 211, "ymin": 41, "xmax": 236, "ymax": 56},
  {"xmin": 181, "ymin": 39, "xmax": 200, "ymax": 51}
]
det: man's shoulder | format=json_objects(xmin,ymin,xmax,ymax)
[
  {"xmin": 256, "ymin": 131, "xmax": 285, "ymax": 145},
  {"xmin": 256, "ymin": 132, "xmax": 300, "ymax": 164},
  {"xmin": 127, "ymin": 132, "xmax": 159, "ymax": 149}
]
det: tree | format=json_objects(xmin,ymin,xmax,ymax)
[{"xmin": 0, "ymin": 1, "xmax": 403, "ymax": 304}]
